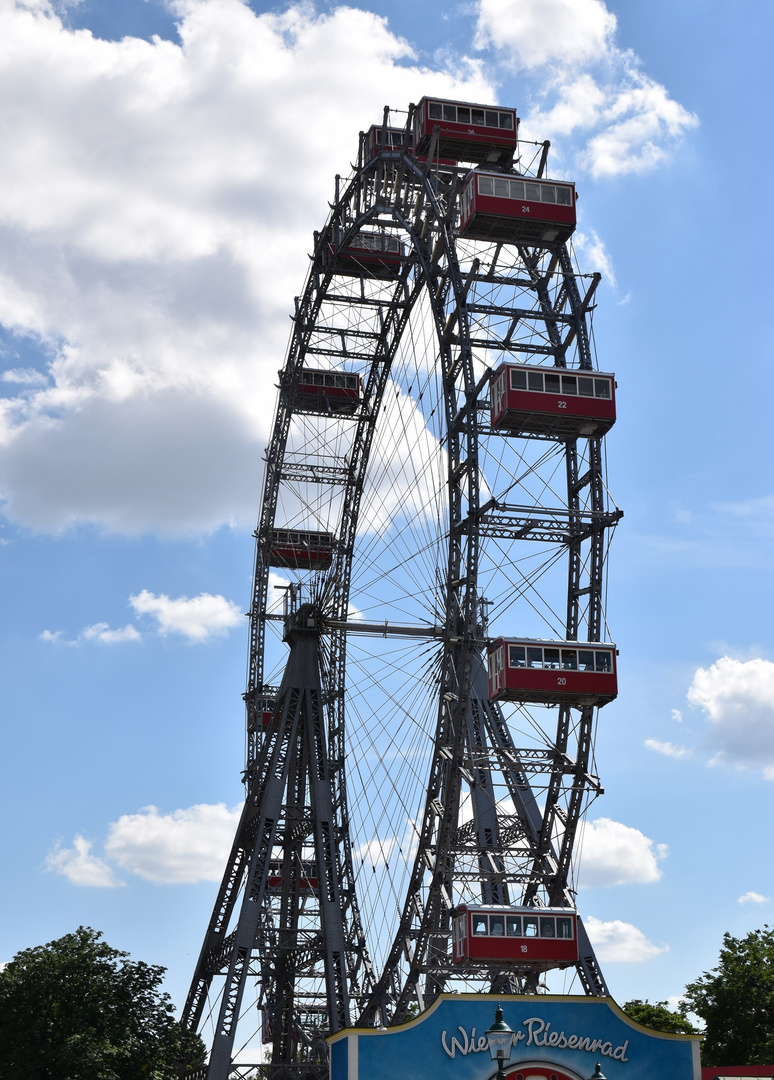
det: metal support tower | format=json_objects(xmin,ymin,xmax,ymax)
[{"xmin": 183, "ymin": 603, "xmax": 361, "ymax": 1080}]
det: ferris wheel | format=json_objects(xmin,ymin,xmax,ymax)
[{"xmin": 182, "ymin": 97, "xmax": 622, "ymax": 1080}]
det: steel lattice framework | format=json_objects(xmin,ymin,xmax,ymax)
[{"xmin": 182, "ymin": 104, "xmax": 621, "ymax": 1080}]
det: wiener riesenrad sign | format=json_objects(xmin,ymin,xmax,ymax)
[{"xmin": 328, "ymin": 996, "xmax": 699, "ymax": 1080}]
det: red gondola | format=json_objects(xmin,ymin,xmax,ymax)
[
  {"xmin": 268, "ymin": 530, "xmax": 334, "ymax": 571},
  {"xmin": 296, "ymin": 369, "xmax": 361, "ymax": 415},
  {"xmin": 488, "ymin": 638, "xmax": 618, "ymax": 706},
  {"xmin": 365, "ymin": 124, "xmax": 457, "ymax": 168},
  {"xmin": 413, "ymin": 97, "xmax": 518, "ymax": 165},
  {"xmin": 365, "ymin": 125, "xmax": 414, "ymax": 160},
  {"xmin": 329, "ymin": 230, "xmax": 406, "ymax": 279},
  {"xmin": 452, "ymin": 905, "xmax": 579, "ymax": 966},
  {"xmin": 490, "ymin": 362, "xmax": 616, "ymax": 439},
  {"xmin": 268, "ymin": 860, "xmax": 318, "ymax": 896},
  {"xmin": 254, "ymin": 695, "xmax": 276, "ymax": 729},
  {"xmin": 459, "ymin": 171, "xmax": 576, "ymax": 246}
]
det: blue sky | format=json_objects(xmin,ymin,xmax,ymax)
[{"xmin": 1, "ymin": 0, "xmax": 773, "ymax": 1022}]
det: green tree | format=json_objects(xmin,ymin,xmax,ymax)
[
  {"xmin": 622, "ymin": 999, "xmax": 697, "ymax": 1035},
  {"xmin": 0, "ymin": 926, "xmax": 205, "ymax": 1080},
  {"xmin": 683, "ymin": 924, "xmax": 774, "ymax": 1065}
]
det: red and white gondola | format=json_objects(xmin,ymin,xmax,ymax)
[
  {"xmin": 488, "ymin": 639, "xmax": 618, "ymax": 706},
  {"xmin": 268, "ymin": 860, "xmax": 318, "ymax": 896},
  {"xmin": 253, "ymin": 694, "xmax": 276, "ymax": 729},
  {"xmin": 295, "ymin": 368, "xmax": 361, "ymax": 415},
  {"xmin": 267, "ymin": 529, "xmax": 334, "ymax": 571},
  {"xmin": 452, "ymin": 905, "xmax": 579, "ymax": 965},
  {"xmin": 365, "ymin": 125, "xmax": 414, "ymax": 160},
  {"xmin": 459, "ymin": 171, "xmax": 576, "ymax": 246},
  {"xmin": 413, "ymin": 97, "xmax": 518, "ymax": 164},
  {"xmin": 490, "ymin": 362, "xmax": 616, "ymax": 439},
  {"xmin": 328, "ymin": 230, "xmax": 406, "ymax": 279},
  {"xmin": 365, "ymin": 124, "xmax": 456, "ymax": 168}
]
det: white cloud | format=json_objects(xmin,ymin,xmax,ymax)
[
  {"xmin": 738, "ymin": 891, "xmax": 770, "ymax": 905},
  {"xmin": 0, "ymin": 0, "xmax": 697, "ymax": 537},
  {"xmin": 104, "ymin": 803, "xmax": 241, "ymax": 883},
  {"xmin": 46, "ymin": 835, "xmax": 125, "ymax": 887},
  {"xmin": 129, "ymin": 589, "xmax": 241, "ymax": 641},
  {"xmin": 584, "ymin": 915, "xmax": 667, "ymax": 962},
  {"xmin": 267, "ymin": 570, "xmax": 291, "ymax": 614},
  {"xmin": 672, "ymin": 709, "xmax": 683, "ymax": 723},
  {"xmin": 475, "ymin": 0, "xmax": 697, "ymax": 179},
  {"xmin": 687, "ymin": 656, "xmax": 774, "ymax": 778},
  {"xmin": 578, "ymin": 73, "xmax": 698, "ymax": 178},
  {"xmin": 644, "ymin": 738, "xmax": 688, "ymax": 759},
  {"xmin": 576, "ymin": 817, "xmax": 666, "ymax": 888},
  {"xmin": 0, "ymin": 0, "xmax": 492, "ymax": 535},
  {"xmin": 40, "ymin": 588, "xmax": 239, "ymax": 644},
  {"xmin": 40, "ymin": 621, "xmax": 141, "ymax": 645},
  {"xmin": 573, "ymin": 228, "xmax": 616, "ymax": 286},
  {"xmin": 81, "ymin": 621, "xmax": 141, "ymax": 644},
  {"xmin": 47, "ymin": 803, "xmax": 243, "ymax": 886},
  {"xmin": 2, "ymin": 368, "xmax": 47, "ymax": 385},
  {"xmin": 2, "ymin": 390, "xmax": 264, "ymax": 534},
  {"xmin": 475, "ymin": 0, "xmax": 616, "ymax": 70}
]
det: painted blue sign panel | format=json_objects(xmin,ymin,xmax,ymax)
[{"xmin": 329, "ymin": 995, "xmax": 700, "ymax": 1080}]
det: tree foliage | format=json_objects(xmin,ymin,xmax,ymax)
[
  {"xmin": 621, "ymin": 999, "xmax": 697, "ymax": 1035},
  {"xmin": 0, "ymin": 926, "xmax": 205, "ymax": 1080},
  {"xmin": 683, "ymin": 924, "xmax": 774, "ymax": 1066}
]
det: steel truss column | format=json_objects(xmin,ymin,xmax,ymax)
[{"xmin": 183, "ymin": 604, "xmax": 350, "ymax": 1080}]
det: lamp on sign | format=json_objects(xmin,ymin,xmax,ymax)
[{"xmin": 486, "ymin": 1005, "xmax": 514, "ymax": 1080}]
